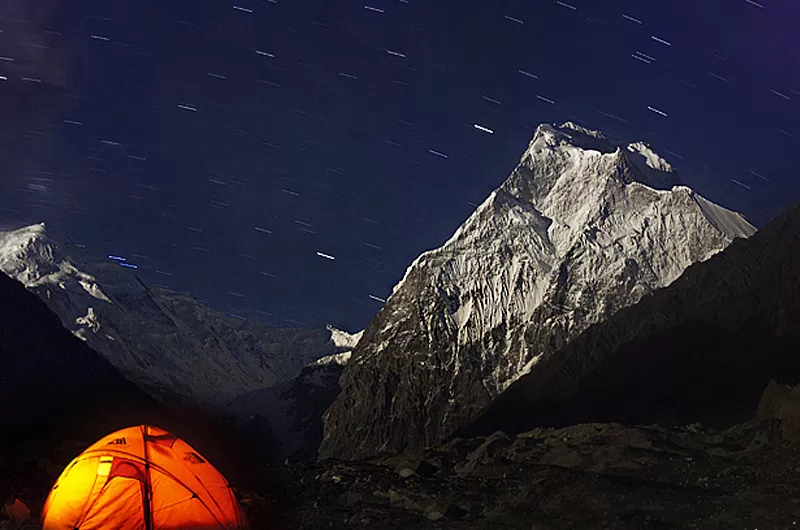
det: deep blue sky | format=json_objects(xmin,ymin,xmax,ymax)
[{"xmin": 0, "ymin": 0, "xmax": 798, "ymax": 332}]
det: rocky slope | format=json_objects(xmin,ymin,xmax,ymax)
[
  {"xmin": 466, "ymin": 201, "xmax": 800, "ymax": 437},
  {"xmin": 0, "ymin": 223, "xmax": 339, "ymax": 407},
  {"xmin": 320, "ymin": 122, "xmax": 756, "ymax": 460}
]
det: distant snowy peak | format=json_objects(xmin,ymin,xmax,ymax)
[
  {"xmin": 0, "ymin": 222, "xmax": 57, "ymax": 286},
  {"xmin": 326, "ymin": 325, "xmax": 364, "ymax": 352},
  {"xmin": 0, "ymin": 223, "xmax": 111, "ymax": 303}
]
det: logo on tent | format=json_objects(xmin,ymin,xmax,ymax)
[
  {"xmin": 106, "ymin": 437, "xmax": 127, "ymax": 446},
  {"xmin": 183, "ymin": 451, "xmax": 206, "ymax": 464}
]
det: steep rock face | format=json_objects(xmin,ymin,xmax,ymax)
[
  {"xmin": 465, "ymin": 202, "xmax": 800, "ymax": 437},
  {"xmin": 319, "ymin": 122, "xmax": 756, "ymax": 460},
  {"xmin": 0, "ymin": 224, "xmax": 337, "ymax": 407}
]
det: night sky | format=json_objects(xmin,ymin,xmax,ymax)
[{"xmin": 1, "ymin": 0, "xmax": 798, "ymax": 332}]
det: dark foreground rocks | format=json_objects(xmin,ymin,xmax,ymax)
[
  {"xmin": 4, "ymin": 419, "xmax": 800, "ymax": 529},
  {"xmin": 241, "ymin": 415, "xmax": 800, "ymax": 529},
  {"xmin": 6, "ymin": 382, "xmax": 800, "ymax": 529}
]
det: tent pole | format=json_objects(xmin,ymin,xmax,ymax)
[{"xmin": 142, "ymin": 425, "xmax": 154, "ymax": 530}]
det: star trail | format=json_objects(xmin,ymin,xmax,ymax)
[{"xmin": 0, "ymin": 0, "xmax": 798, "ymax": 331}]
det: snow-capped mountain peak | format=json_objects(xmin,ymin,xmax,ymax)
[
  {"xmin": 0, "ymin": 222, "xmax": 56, "ymax": 286},
  {"xmin": 0, "ymin": 223, "xmax": 112, "ymax": 302},
  {"xmin": 320, "ymin": 122, "xmax": 758, "ymax": 461}
]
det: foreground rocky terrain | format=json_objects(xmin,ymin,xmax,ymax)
[
  {"xmin": 242, "ymin": 396, "xmax": 800, "ymax": 529},
  {"xmin": 7, "ymin": 397, "xmax": 800, "ymax": 529}
]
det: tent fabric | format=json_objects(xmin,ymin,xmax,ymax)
[{"xmin": 41, "ymin": 425, "xmax": 245, "ymax": 530}]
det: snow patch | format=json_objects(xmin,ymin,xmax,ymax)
[
  {"xmin": 78, "ymin": 278, "xmax": 112, "ymax": 303},
  {"xmin": 693, "ymin": 194, "xmax": 757, "ymax": 239},
  {"xmin": 560, "ymin": 121, "xmax": 608, "ymax": 140},
  {"xmin": 326, "ymin": 325, "xmax": 364, "ymax": 351},
  {"xmin": 75, "ymin": 307, "xmax": 100, "ymax": 333},
  {"xmin": 312, "ymin": 351, "xmax": 352, "ymax": 367},
  {"xmin": 452, "ymin": 297, "xmax": 473, "ymax": 329},
  {"xmin": 627, "ymin": 142, "xmax": 674, "ymax": 172}
]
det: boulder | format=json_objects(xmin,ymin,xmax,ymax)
[
  {"xmin": 755, "ymin": 380, "xmax": 800, "ymax": 441},
  {"xmin": 756, "ymin": 379, "xmax": 792, "ymax": 420},
  {"xmin": 1, "ymin": 498, "xmax": 31, "ymax": 523},
  {"xmin": 779, "ymin": 385, "xmax": 800, "ymax": 441}
]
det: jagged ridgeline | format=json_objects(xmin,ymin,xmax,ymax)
[{"xmin": 320, "ymin": 122, "xmax": 756, "ymax": 460}]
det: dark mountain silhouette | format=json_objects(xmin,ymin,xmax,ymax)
[
  {"xmin": 0, "ymin": 270, "xmax": 160, "ymax": 449},
  {"xmin": 464, "ymin": 201, "xmax": 800, "ymax": 438}
]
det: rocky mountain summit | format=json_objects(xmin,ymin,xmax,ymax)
[{"xmin": 320, "ymin": 122, "xmax": 756, "ymax": 460}]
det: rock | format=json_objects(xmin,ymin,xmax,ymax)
[
  {"xmin": 444, "ymin": 503, "xmax": 469, "ymax": 520},
  {"xmin": 436, "ymin": 437, "xmax": 484, "ymax": 460},
  {"xmin": 388, "ymin": 489, "xmax": 414, "ymax": 510},
  {"xmin": 336, "ymin": 491, "xmax": 363, "ymax": 506},
  {"xmin": 426, "ymin": 509, "xmax": 444, "ymax": 521},
  {"xmin": 508, "ymin": 434, "xmax": 541, "ymax": 456},
  {"xmin": 753, "ymin": 380, "xmax": 800, "ymax": 441},
  {"xmin": 757, "ymin": 379, "xmax": 792, "ymax": 420},
  {"xmin": 469, "ymin": 431, "xmax": 512, "ymax": 462},
  {"xmin": 398, "ymin": 468, "xmax": 415, "ymax": 478},
  {"xmin": 779, "ymin": 386, "xmax": 800, "ymax": 441},
  {"xmin": 539, "ymin": 447, "xmax": 585, "ymax": 469},
  {"xmin": 1, "ymin": 499, "xmax": 31, "ymax": 523},
  {"xmin": 415, "ymin": 459, "xmax": 442, "ymax": 477},
  {"xmin": 385, "ymin": 453, "xmax": 443, "ymax": 478}
]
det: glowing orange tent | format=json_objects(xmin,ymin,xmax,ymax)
[{"xmin": 41, "ymin": 425, "xmax": 245, "ymax": 529}]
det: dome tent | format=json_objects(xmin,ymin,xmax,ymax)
[{"xmin": 42, "ymin": 425, "xmax": 245, "ymax": 529}]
